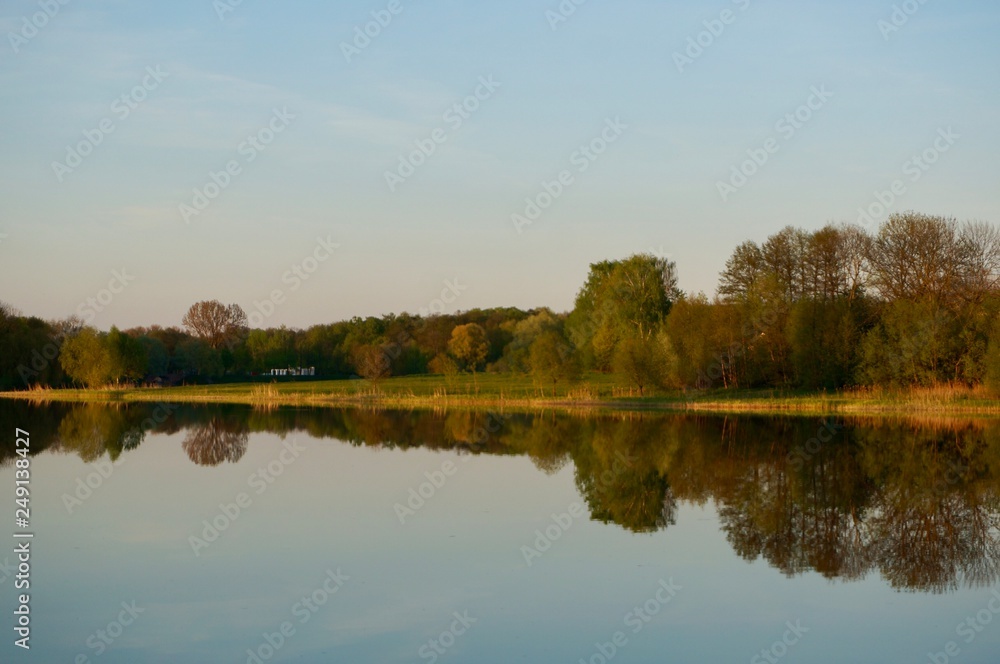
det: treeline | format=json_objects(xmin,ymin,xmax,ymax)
[
  {"xmin": 665, "ymin": 212, "xmax": 1000, "ymax": 390},
  {"xmin": 2, "ymin": 211, "xmax": 999, "ymax": 393}
]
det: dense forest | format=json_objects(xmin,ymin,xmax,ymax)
[{"xmin": 2, "ymin": 211, "xmax": 1000, "ymax": 394}]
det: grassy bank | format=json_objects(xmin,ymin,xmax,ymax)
[{"xmin": 3, "ymin": 374, "xmax": 1000, "ymax": 416}]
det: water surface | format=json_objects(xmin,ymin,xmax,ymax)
[{"xmin": 1, "ymin": 402, "xmax": 999, "ymax": 663}]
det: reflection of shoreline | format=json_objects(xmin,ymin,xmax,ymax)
[{"xmin": 3, "ymin": 402, "xmax": 1000, "ymax": 592}]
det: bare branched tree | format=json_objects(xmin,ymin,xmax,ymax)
[{"xmin": 182, "ymin": 300, "xmax": 248, "ymax": 349}]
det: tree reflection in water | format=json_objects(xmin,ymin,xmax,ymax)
[
  {"xmin": 181, "ymin": 418, "xmax": 249, "ymax": 466},
  {"xmin": 5, "ymin": 401, "xmax": 1000, "ymax": 593}
]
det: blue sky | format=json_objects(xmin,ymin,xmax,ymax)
[{"xmin": 1, "ymin": 0, "xmax": 998, "ymax": 329}]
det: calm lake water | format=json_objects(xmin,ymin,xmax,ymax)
[{"xmin": 2, "ymin": 401, "xmax": 1000, "ymax": 663}]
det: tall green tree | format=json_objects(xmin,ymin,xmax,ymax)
[
  {"xmin": 106, "ymin": 327, "xmax": 148, "ymax": 384},
  {"xmin": 569, "ymin": 254, "xmax": 679, "ymax": 370},
  {"xmin": 612, "ymin": 334, "xmax": 674, "ymax": 396},
  {"xmin": 529, "ymin": 330, "xmax": 581, "ymax": 395},
  {"xmin": 60, "ymin": 328, "xmax": 113, "ymax": 388},
  {"xmin": 448, "ymin": 323, "xmax": 490, "ymax": 374}
]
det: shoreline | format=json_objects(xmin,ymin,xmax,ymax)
[{"xmin": 3, "ymin": 380, "xmax": 1000, "ymax": 417}]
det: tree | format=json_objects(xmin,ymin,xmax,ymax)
[
  {"xmin": 352, "ymin": 344, "xmax": 391, "ymax": 389},
  {"xmin": 448, "ymin": 323, "xmax": 490, "ymax": 374},
  {"xmin": 182, "ymin": 300, "xmax": 248, "ymax": 350},
  {"xmin": 136, "ymin": 335, "xmax": 169, "ymax": 376},
  {"xmin": 718, "ymin": 241, "xmax": 765, "ymax": 301},
  {"xmin": 787, "ymin": 297, "xmax": 868, "ymax": 389},
  {"xmin": 761, "ymin": 226, "xmax": 810, "ymax": 303},
  {"xmin": 59, "ymin": 328, "xmax": 113, "ymax": 388},
  {"xmin": 0, "ymin": 312, "xmax": 60, "ymax": 389},
  {"xmin": 106, "ymin": 327, "xmax": 148, "ymax": 385},
  {"xmin": 986, "ymin": 318, "xmax": 1000, "ymax": 396},
  {"xmin": 868, "ymin": 212, "xmax": 963, "ymax": 306},
  {"xmin": 664, "ymin": 294, "xmax": 718, "ymax": 387},
  {"xmin": 529, "ymin": 331, "xmax": 581, "ymax": 395},
  {"xmin": 569, "ymin": 254, "xmax": 679, "ymax": 370},
  {"xmin": 857, "ymin": 300, "xmax": 961, "ymax": 386},
  {"xmin": 612, "ymin": 335, "xmax": 672, "ymax": 396},
  {"xmin": 499, "ymin": 309, "xmax": 561, "ymax": 373},
  {"xmin": 175, "ymin": 338, "xmax": 223, "ymax": 377},
  {"xmin": 839, "ymin": 223, "xmax": 871, "ymax": 302}
]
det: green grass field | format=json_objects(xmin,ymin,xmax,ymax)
[{"xmin": 4, "ymin": 373, "xmax": 1000, "ymax": 416}]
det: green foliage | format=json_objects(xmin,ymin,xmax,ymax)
[
  {"xmin": 857, "ymin": 301, "xmax": 961, "ymax": 386},
  {"xmin": 245, "ymin": 327, "xmax": 296, "ymax": 371},
  {"xmin": 664, "ymin": 294, "xmax": 718, "ymax": 387},
  {"xmin": 787, "ymin": 298, "xmax": 868, "ymax": 389},
  {"xmin": 175, "ymin": 338, "xmax": 223, "ymax": 377},
  {"xmin": 529, "ymin": 330, "xmax": 581, "ymax": 393},
  {"xmin": 985, "ymin": 317, "xmax": 1000, "ymax": 396},
  {"xmin": 3, "ymin": 214, "xmax": 999, "ymax": 396},
  {"xmin": 497, "ymin": 309, "xmax": 561, "ymax": 373},
  {"xmin": 569, "ymin": 254, "xmax": 679, "ymax": 370},
  {"xmin": 0, "ymin": 309, "xmax": 63, "ymax": 389},
  {"xmin": 428, "ymin": 353, "xmax": 460, "ymax": 376},
  {"xmin": 612, "ymin": 334, "xmax": 673, "ymax": 396},
  {"xmin": 448, "ymin": 323, "xmax": 490, "ymax": 373},
  {"xmin": 137, "ymin": 336, "xmax": 169, "ymax": 376},
  {"xmin": 59, "ymin": 328, "xmax": 113, "ymax": 388},
  {"xmin": 106, "ymin": 327, "xmax": 147, "ymax": 384}
]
